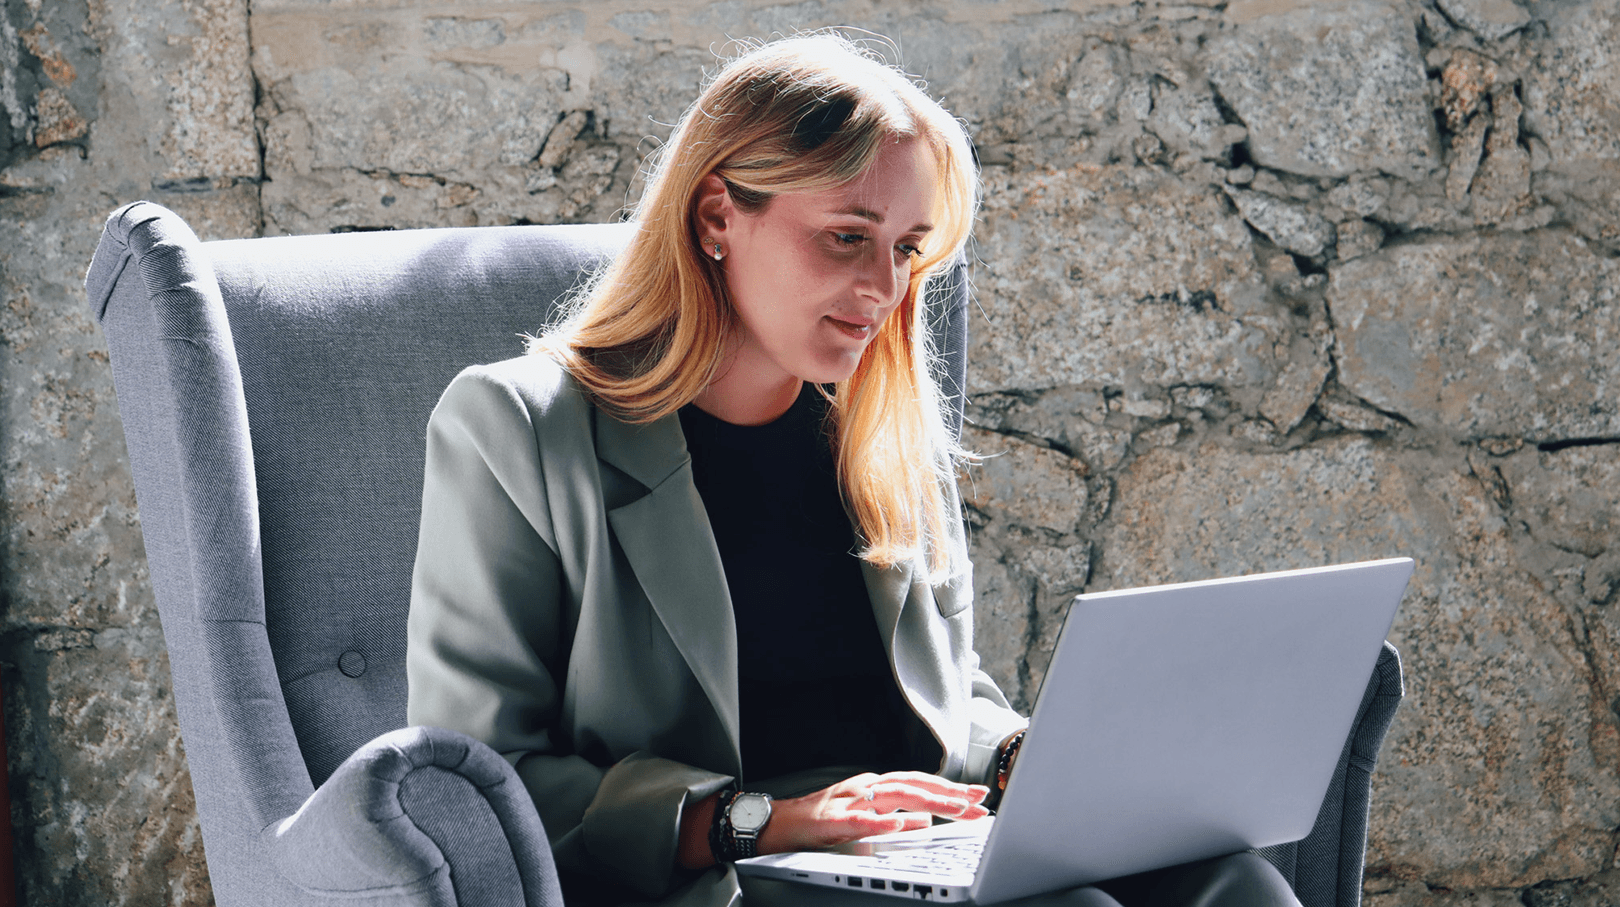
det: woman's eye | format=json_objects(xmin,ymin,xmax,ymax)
[
  {"xmin": 833, "ymin": 232, "xmax": 866, "ymax": 246},
  {"xmin": 898, "ymin": 244, "xmax": 922, "ymax": 259}
]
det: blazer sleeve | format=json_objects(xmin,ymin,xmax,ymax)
[
  {"xmin": 965, "ymin": 654, "xmax": 1028, "ymax": 787},
  {"xmin": 945, "ymin": 484, "xmax": 1030, "ymax": 788},
  {"xmin": 405, "ymin": 366, "xmax": 731, "ymax": 898}
]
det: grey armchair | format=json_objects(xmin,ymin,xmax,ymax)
[{"xmin": 85, "ymin": 200, "xmax": 1401, "ymax": 907}]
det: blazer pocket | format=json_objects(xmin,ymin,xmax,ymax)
[{"xmin": 933, "ymin": 569, "xmax": 973, "ymax": 619}]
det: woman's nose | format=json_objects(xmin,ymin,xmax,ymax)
[{"xmin": 855, "ymin": 248, "xmax": 904, "ymax": 304}]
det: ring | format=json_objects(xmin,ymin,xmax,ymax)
[{"xmin": 864, "ymin": 788, "xmax": 876, "ymax": 802}]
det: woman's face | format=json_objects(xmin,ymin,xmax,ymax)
[{"xmin": 705, "ymin": 136, "xmax": 939, "ymax": 391}]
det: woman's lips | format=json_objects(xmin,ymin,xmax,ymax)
[{"xmin": 825, "ymin": 315, "xmax": 874, "ymax": 340}]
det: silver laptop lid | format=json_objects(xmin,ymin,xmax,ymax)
[{"xmin": 971, "ymin": 558, "xmax": 1413, "ymax": 904}]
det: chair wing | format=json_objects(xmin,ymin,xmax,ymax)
[{"xmin": 86, "ymin": 201, "xmax": 620, "ymax": 905}]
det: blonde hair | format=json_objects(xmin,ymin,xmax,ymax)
[{"xmin": 533, "ymin": 32, "xmax": 978, "ymax": 574}]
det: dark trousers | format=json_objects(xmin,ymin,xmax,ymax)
[
  {"xmin": 1090, "ymin": 853, "xmax": 1301, "ymax": 907},
  {"xmin": 742, "ymin": 852, "xmax": 1302, "ymax": 907}
]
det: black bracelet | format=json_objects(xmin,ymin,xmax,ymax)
[
  {"xmin": 996, "ymin": 730, "xmax": 1025, "ymax": 790},
  {"xmin": 708, "ymin": 786, "xmax": 740, "ymax": 864}
]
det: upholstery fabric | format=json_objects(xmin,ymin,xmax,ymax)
[
  {"xmin": 212, "ymin": 222, "xmax": 631, "ymax": 786},
  {"xmin": 85, "ymin": 199, "xmax": 1399, "ymax": 907},
  {"xmin": 266, "ymin": 725, "xmax": 560, "ymax": 907}
]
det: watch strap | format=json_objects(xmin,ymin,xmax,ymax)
[{"xmin": 733, "ymin": 824, "xmax": 760, "ymax": 860}]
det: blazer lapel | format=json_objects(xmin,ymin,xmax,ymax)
[
  {"xmin": 596, "ymin": 409, "xmax": 742, "ymax": 776},
  {"xmin": 863, "ymin": 558, "xmax": 966, "ymax": 776},
  {"xmin": 863, "ymin": 559, "xmax": 911, "ymax": 655}
]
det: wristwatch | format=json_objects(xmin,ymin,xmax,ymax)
[{"xmin": 725, "ymin": 791, "xmax": 773, "ymax": 860}]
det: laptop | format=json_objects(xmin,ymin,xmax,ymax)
[{"xmin": 736, "ymin": 557, "xmax": 1414, "ymax": 905}]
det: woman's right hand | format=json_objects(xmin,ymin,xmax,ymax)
[
  {"xmin": 757, "ymin": 771, "xmax": 990, "ymax": 855},
  {"xmin": 677, "ymin": 770, "xmax": 989, "ymax": 869}
]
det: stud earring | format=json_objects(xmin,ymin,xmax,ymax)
[{"xmin": 712, "ymin": 241, "xmax": 724, "ymax": 261}]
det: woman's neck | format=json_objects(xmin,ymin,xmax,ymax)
[{"xmin": 692, "ymin": 356, "xmax": 802, "ymax": 426}]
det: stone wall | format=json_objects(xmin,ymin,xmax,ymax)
[{"xmin": 1, "ymin": 0, "xmax": 1616, "ymax": 904}]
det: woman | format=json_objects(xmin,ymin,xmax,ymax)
[{"xmin": 407, "ymin": 32, "xmax": 1298, "ymax": 907}]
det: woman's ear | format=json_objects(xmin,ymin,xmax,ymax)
[{"xmin": 692, "ymin": 173, "xmax": 735, "ymax": 246}]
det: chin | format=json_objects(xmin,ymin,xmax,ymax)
[
  {"xmin": 800, "ymin": 360, "xmax": 863, "ymax": 386},
  {"xmin": 792, "ymin": 341, "xmax": 874, "ymax": 386}
]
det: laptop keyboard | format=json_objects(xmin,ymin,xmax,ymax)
[{"xmin": 868, "ymin": 837, "xmax": 985, "ymax": 876}]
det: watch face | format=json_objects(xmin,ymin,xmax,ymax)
[{"xmin": 729, "ymin": 793, "xmax": 772, "ymax": 833}]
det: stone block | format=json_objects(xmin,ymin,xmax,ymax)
[
  {"xmin": 1093, "ymin": 437, "xmax": 1620, "ymax": 887},
  {"xmin": 252, "ymin": 5, "xmax": 718, "ymax": 231},
  {"xmin": 1206, "ymin": 0, "xmax": 1441, "ymax": 181},
  {"xmin": 968, "ymin": 550, "xmax": 1033, "ymax": 709},
  {"xmin": 961, "ymin": 426, "xmax": 1090, "ymax": 536},
  {"xmin": 1020, "ymin": 539, "xmax": 1094, "ymax": 706},
  {"xmin": 1364, "ymin": 881, "xmax": 1526, "ymax": 907},
  {"xmin": 88, "ymin": 0, "xmax": 257, "ymax": 182},
  {"xmin": 8, "ymin": 628, "xmax": 210, "ymax": 906},
  {"xmin": 1329, "ymin": 231, "xmax": 1620, "ymax": 444},
  {"xmin": 1376, "ymin": 175, "xmax": 1475, "ymax": 233},
  {"xmin": 161, "ymin": 0, "xmax": 257, "ymax": 180},
  {"xmin": 1436, "ymin": 0, "xmax": 1530, "ymax": 42},
  {"xmin": 1258, "ymin": 352, "xmax": 1331, "ymax": 434},
  {"xmin": 253, "ymin": 11, "xmax": 573, "ymax": 176},
  {"xmin": 892, "ymin": 16, "xmax": 1127, "ymax": 155},
  {"xmin": 964, "ymin": 523, "xmax": 1094, "ymax": 714},
  {"xmin": 1, "ymin": 185, "xmax": 157, "ymax": 633},
  {"xmin": 960, "ymin": 420, "xmax": 1099, "ymax": 710},
  {"xmin": 1445, "ymin": 115, "xmax": 1489, "ymax": 203},
  {"xmin": 970, "ymin": 164, "xmax": 1284, "ymax": 405},
  {"xmin": 1468, "ymin": 84, "xmax": 1534, "ymax": 225},
  {"xmin": 33, "ymin": 86, "xmax": 87, "ymax": 146},
  {"xmin": 3, "ymin": 0, "xmax": 101, "ymax": 166},
  {"xmin": 1317, "ymin": 384, "xmax": 1401, "ymax": 434},
  {"xmin": 1335, "ymin": 218, "xmax": 1385, "ymax": 261},
  {"xmin": 1223, "ymin": 185, "xmax": 1335, "ymax": 258},
  {"xmin": 1520, "ymin": 0, "xmax": 1620, "ymax": 166},
  {"xmin": 1326, "ymin": 175, "xmax": 1390, "ymax": 219},
  {"xmin": 1499, "ymin": 446, "xmax": 1619, "ymax": 566},
  {"xmin": 1440, "ymin": 49, "xmax": 1496, "ymax": 135},
  {"xmin": 1147, "ymin": 79, "xmax": 1233, "ymax": 161},
  {"xmin": 1521, "ymin": 870, "xmax": 1620, "ymax": 907},
  {"xmin": 1534, "ymin": 161, "xmax": 1620, "ymax": 249},
  {"xmin": 965, "ymin": 386, "xmax": 1135, "ymax": 474},
  {"xmin": 1493, "ymin": 445, "xmax": 1620, "ymax": 737},
  {"xmin": 150, "ymin": 181, "xmax": 263, "ymax": 240}
]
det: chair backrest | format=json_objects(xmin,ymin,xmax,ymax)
[
  {"xmin": 210, "ymin": 220, "xmax": 643, "ymax": 786},
  {"xmin": 86, "ymin": 201, "xmax": 971, "ymax": 824}
]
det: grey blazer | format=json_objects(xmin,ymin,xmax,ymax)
[{"xmin": 406, "ymin": 354, "xmax": 1026, "ymax": 907}]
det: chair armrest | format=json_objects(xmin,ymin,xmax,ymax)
[{"xmin": 264, "ymin": 725, "xmax": 562, "ymax": 907}]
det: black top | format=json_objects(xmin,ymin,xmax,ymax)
[{"xmin": 679, "ymin": 385, "xmax": 911, "ymax": 782}]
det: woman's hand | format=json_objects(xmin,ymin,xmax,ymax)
[
  {"xmin": 677, "ymin": 771, "xmax": 989, "ymax": 869},
  {"xmin": 759, "ymin": 771, "xmax": 989, "ymax": 855}
]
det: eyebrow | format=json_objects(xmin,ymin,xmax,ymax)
[{"xmin": 835, "ymin": 205, "xmax": 934, "ymax": 233}]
